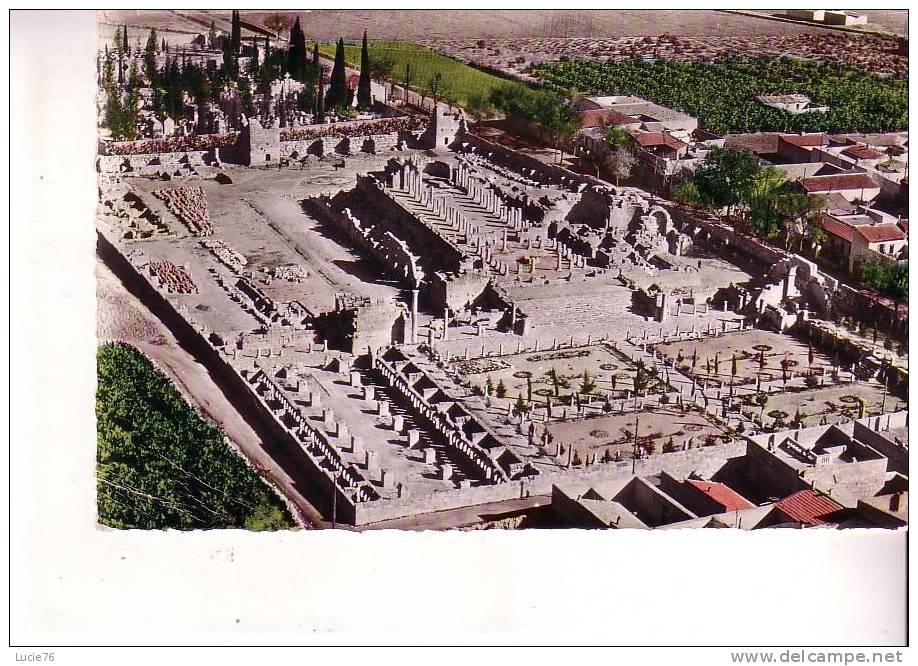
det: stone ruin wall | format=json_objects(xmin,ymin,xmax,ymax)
[
  {"xmin": 97, "ymin": 150, "xmax": 215, "ymax": 175},
  {"xmin": 307, "ymin": 196, "xmax": 422, "ymax": 289},
  {"xmin": 428, "ymin": 270, "xmax": 493, "ymax": 313},
  {"xmin": 351, "ymin": 176, "xmax": 468, "ymax": 275},
  {"xmin": 458, "ymin": 133, "xmax": 605, "ymax": 192},
  {"xmin": 353, "ymin": 435, "xmax": 749, "ymax": 525}
]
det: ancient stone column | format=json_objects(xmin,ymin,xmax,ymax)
[{"xmin": 410, "ymin": 289, "xmax": 419, "ymax": 344}]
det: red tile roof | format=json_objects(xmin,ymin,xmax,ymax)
[
  {"xmin": 802, "ymin": 173, "xmax": 877, "ymax": 193},
  {"xmin": 579, "ymin": 108, "xmax": 636, "ymax": 128},
  {"xmin": 633, "ymin": 130, "xmax": 686, "ymax": 151},
  {"xmin": 780, "ymin": 133, "xmax": 829, "ymax": 148},
  {"xmin": 817, "ymin": 213, "xmax": 858, "ymax": 243},
  {"xmin": 686, "ymin": 480, "xmax": 755, "ymax": 512},
  {"xmin": 842, "ymin": 144, "xmax": 884, "ymax": 161},
  {"xmin": 857, "ymin": 223, "xmax": 906, "ymax": 244},
  {"xmin": 897, "ymin": 219, "xmax": 908, "ymax": 234},
  {"xmin": 775, "ymin": 489, "xmax": 843, "ymax": 525}
]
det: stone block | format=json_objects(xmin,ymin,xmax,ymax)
[
  {"xmin": 407, "ymin": 429, "xmax": 421, "ymax": 448},
  {"xmin": 392, "ymin": 415, "xmax": 405, "ymax": 432}
]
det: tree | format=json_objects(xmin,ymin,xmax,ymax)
[
  {"xmin": 485, "ymin": 376, "xmax": 494, "ymax": 396},
  {"xmin": 231, "ymin": 9, "xmax": 241, "ymax": 55},
  {"xmin": 144, "ymin": 28, "xmax": 159, "ymax": 86},
  {"xmin": 606, "ymin": 148, "xmax": 636, "ymax": 186},
  {"xmin": 314, "ymin": 66, "xmax": 326, "ymax": 123},
  {"xmin": 429, "ymin": 71, "xmax": 443, "ymax": 108},
  {"xmin": 549, "ymin": 367, "xmax": 561, "ymax": 397},
  {"xmin": 357, "ymin": 30, "xmax": 372, "ymax": 110},
  {"xmin": 602, "ymin": 124, "xmax": 634, "ymax": 152},
  {"xmin": 96, "ymin": 343, "xmax": 294, "ymax": 531},
  {"xmin": 402, "ymin": 62, "xmax": 412, "ymax": 102},
  {"xmin": 514, "ymin": 392, "xmax": 529, "ymax": 416},
  {"xmin": 495, "ymin": 379, "xmax": 508, "ymax": 399},
  {"xmin": 221, "ymin": 36, "xmax": 238, "ymax": 81},
  {"xmin": 248, "ymin": 39, "xmax": 260, "ymax": 78},
  {"xmin": 633, "ymin": 360, "xmax": 648, "ymax": 394},
  {"xmin": 731, "ymin": 354, "xmax": 738, "ymax": 379},
  {"xmin": 326, "ymin": 38, "xmax": 348, "ymax": 110},
  {"xmin": 287, "ymin": 17, "xmax": 306, "ymax": 81},
  {"xmin": 692, "ymin": 147, "xmax": 763, "ymax": 223},
  {"xmin": 550, "ymin": 99, "xmax": 579, "ymax": 165}
]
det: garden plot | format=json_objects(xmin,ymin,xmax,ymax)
[
  {"xmin": 456, "ymin": 343, "xmax": 672, "ymax": 407},
  {"xmin": 653, "ymin": 329, "xmax": 834, "ymax": 388},
  {"xmin": 741, "ymin": 382, "xmax": 906, "ymax": 431},
  {"xmin": 543, "ymin": 404, "xmax": 731, "ymax": 465}
]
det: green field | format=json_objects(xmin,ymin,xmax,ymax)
[
  {"xmin": 322, "ymin": 41, "xmax": 528, "ymax": 109},
  {"xmin": 96, "ymin": 343, "xmax": 294, "ymax": 530},
  {"xmin": 536, "ymin": 57, "xmax": 908, "ymax": 134}
]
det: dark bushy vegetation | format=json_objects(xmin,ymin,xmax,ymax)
[
  {"xmin": 536, "ymin": 57, "xmax": 907, "ymax": 134},
  {"xmin": 96, "ymin": 343, "xmax": 293, "ymax": 530},
  {"xmin": 856, "ymin": 258, "xmax": 908, "ymax": 301}
]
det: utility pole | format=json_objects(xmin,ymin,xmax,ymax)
[{"xmin": 632, "ymin": 414, "xmax": 639, "ymax": 475}]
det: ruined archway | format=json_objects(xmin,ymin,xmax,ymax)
[{"xmin": 647, "ymin": 206, "xmax": 672, "ymax": 236}]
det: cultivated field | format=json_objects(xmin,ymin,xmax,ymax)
[
  {"xmin": 536, "ymin": 58, "xmax": 908, "ymax": 134},
  {"xmin": 321, "ymin": 41, "xmax": 523, "ymax": 109}
]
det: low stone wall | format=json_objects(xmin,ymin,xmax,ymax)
[
  {"xmin": 96, "ymin": 231, "xmax": 339, "ymax": 525},
  {"xmin": 308, "ymin": 196, "xmax": 421, "ymax": 289},
  {"xmin": 428, "ymin": 270, "xmax": 492, "ymax": 312},
  {"xmin": 354, "ymin": 438, "xmax": 749, "ymax": 525},
  {"xmin": 460, "ymin": 133, "xmax": 605, "ymax": 192},
  {"xmin": 349, "ymin": 176, "xmax": 468, "ymax": 275},
  {"xmin": 97, "ymin": 149, "xmax": 214, "ymax": 174},
  {"xmin": 278, "ymin": 133, "xmax": 400, "ymax": 159}
]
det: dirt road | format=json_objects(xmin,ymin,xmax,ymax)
[{"xmin": 97, "ymin": 259, "xmax": 323, "ymax": 528}]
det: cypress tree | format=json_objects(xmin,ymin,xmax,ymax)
[
  {"xmin": 357, "ymin": 30, "xmax": 372, "ymax": 109},
  {"xmin": 144, "ymin": 28, "xmax": 159, "ymax": 85},
  {"xmin": 326, "ymin": 38, "xmax": 347, "ymax": 110},
  {"xmin": 162, "ymin": 38, "xmax": 167, "ymax": 53},
  {"xmin": 287, "ymin": 17, "xmax": 305, "ymax": 79},
  {"xmin": 231, "ymin": 9, "xmax": 241, "ymax": 54},
  {"xmin": 249, "ymin": 38, "xmax": 259, "ymax": 78},
  {"xmin": 312, "ymin": 42, "xmax": 320, "ymax": 71},
  {"xmin": 315, "ymin": 68, "xmax": 325, "ymax": 123},
  {"xmin": 122, "ymin": 24, "xmax": 129, "ymax": 54},
  {"xmin": 222, "ymin": 36, "xmax": 238, "ymax": 81}
]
